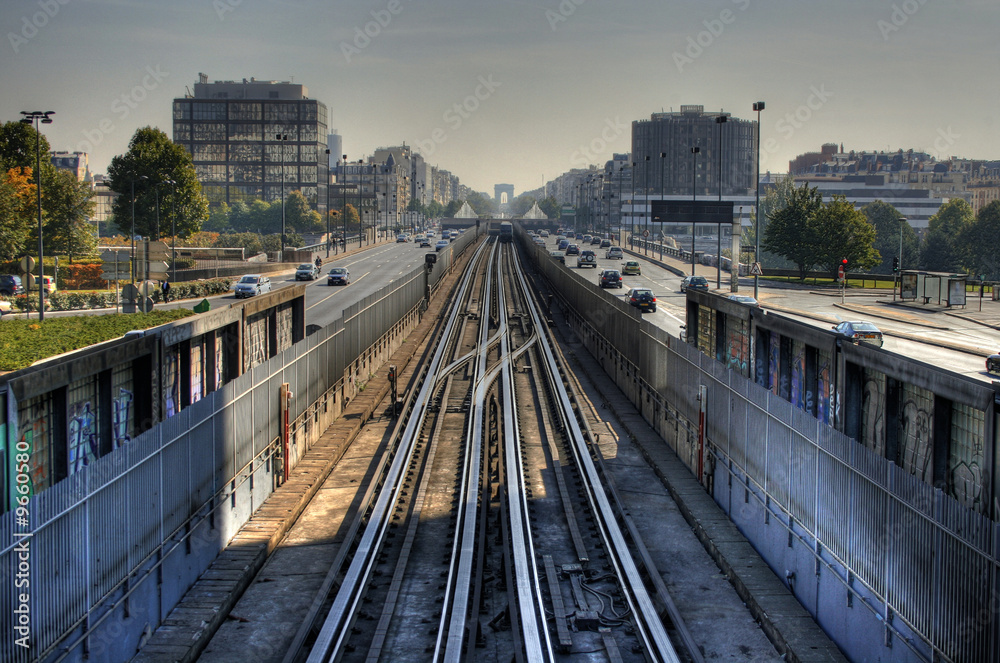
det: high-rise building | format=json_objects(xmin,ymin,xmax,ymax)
[
  {"xmin": 51, "ymin": 151, "xmax": 91, "ymax": 181},
  {"xmin": 172, "ymin": 73, "xmax": 329, "ymax": 211},
  {"xmin": 631, "ymin": 105, "xmax": 755, "ymax": 197}
]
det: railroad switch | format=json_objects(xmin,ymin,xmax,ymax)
[{"xmin": 573, "ymin": 610, "xmax": 601, "ymax": 631}]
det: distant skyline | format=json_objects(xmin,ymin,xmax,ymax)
[{"xmin": 3, "ymin": 0, "xmax": 998, "ymax": 197}]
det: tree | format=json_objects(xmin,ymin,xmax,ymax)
[
  {"xmin": 284, "ymin": 191, "xmax": 322, "ymax": 233},
  {"xmin": 762, "ymin": 182, "xmax": 823, "ymax": 279},
  {"xmin": 960, "ymin": 201, "xmax": 1000, "ymax": 280},
  {"xmin": 248, "ymin": 199, "xmax": 280, "ymax": 234},
  {"xmin": 444, "ymin": 200, "xmax": 463, "ymax": 217},
  {"xmin": 204, "ymin": 202, "xmax": 231, "ymax": 232},
  {"xmin": 0, "ymin": 167, "xmax": 35, "ymax": 260},
  {"xmin": 465, "ymin": 191, "xmax": 497, "ymax": 217},
  {"xmin": 811, "ymin": 196, "xmax": 879, "ymax": 274},
  {"xmin": 107, "ymin": 127, "xmax": 209, "ymax": 239},
  {"xmin": 921, "ymin": 199, "xmax": 973, "ymax": 272},
  {"xmin": 862, "ymin": 200, "xmax": 919, "ymax": 274},
  {"xmin": 227, "ymin": 201, "xmax": 252, "ymax": 232},
  {"xmin": 425, "ymin": 200, "xmax": 444, "ymax": 219},
  {"xmin": 510, "ymin": 194, "xmax": 535, "ymax": 217},
  {"xmin": 0, "ymin": 121, "xmax": 55, "ymax": 178},
  {"xmin": 39, "ymin": 170, "xmax": 97, "ymax": 262},
  {"xmin": 538, "ymin": 196, "xmax": 561, "ymax": 221}
]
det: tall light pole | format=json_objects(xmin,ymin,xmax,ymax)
[
  {"xmin": 715, "ymin": 114, "xmax": 728, "ymax": 288},
  {"xmin": 690, "ymin": 146, "xmax": 700, "ymax": 276},
  {"xmin": 20, "ymin": 111, "xmax": 53, "ymax": 321},
  {"xmin": 896, "ymin": 217, "xmax": 907, "ymax": 301},
  {"xmin": 341, "ymin": 155, "xmax": 348, "ymax": 249},
  {"xmin": 753, "ymin": 101, "xmax": 765, "ymax": 299},
  {"xmin": 165, "ymin": 179, "xmax": 176, "ymax": 281},
  {"xmin": 325, "ymin": 149, "xmax": 332, "ymax": 258},
  {"xmin": 276, "ymin": 134, "xmax": 289, "ymax": 262}
]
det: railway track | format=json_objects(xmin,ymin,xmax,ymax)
[{"xmin": 281, "ymin": 239, "xmax": 696, "ymax": 662}]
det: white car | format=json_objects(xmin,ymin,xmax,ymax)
[{"xmin": 605, "ymin": 247, "xmax": 623, "ymax": 259}]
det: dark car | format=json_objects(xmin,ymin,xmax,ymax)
[
  {"xmin": 680, "ymin": 275, "xmax": 708, "ymax": 293},
  {"xmin": 295, "ymin": 263, "xmax": 320, "ymax": 280},
  {"xmin": 565, "ymin": 244, "xmax": 580, "ymax": 256},
  {"xmin": 327, "ymin": 267, "xmax": 350, "ymax": 286},
  {"xmin": 987, "ymin": 352, "xmax": 1000, "ymax": 375},
  {"xmin": 832, "ymin": 321, "xmax": 884, "ymax": 347},
  {"xmin": 626, "ymin": 287, "xmax": 657, "ymax": 312},
  {"xmin": 576, "ymin": 250, "xmax": 597, "ymax": 268},
  {"xmin": 599, "ymin": 269, "xmax": 622, "ymax": 288},
  {"xmin": 0, "ymin": 274, "xmax": 24, "ymax": 296}
]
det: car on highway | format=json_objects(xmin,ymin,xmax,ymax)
[
  {"xmin": 600, "ymin": 239, "xmax": 612, "ymax": 248},
  {"xmin": 295, "ymin": 263, "xmax": 321, "ymax": 281},
  {"xmin": 590, "ymin": 237, "xmax": 602, "ymax": 246},
  {"xmin": 621, "ymin": 260, "xmax": 641, "ymax": 276},
  {"xmin": 605, "ymin": 246, "xmax": 623, "ymax": 259},
  {"xmin": 549, "ymin": 250, "xmax": 566, "ymax": 264},
  {"xmin": 728, "ymin": 294, "xmax": 759, "ymax": 307},
  {"xmin": 598, "ymin": 269, "xmax": 622, "ymax": 288},
  {"xmin": 420, "ymin": 237, "xmax": 432, "ymax": 248},
  {"xmin": 327, "ymin": 267, "xmax": 350, "ymax": 286},
  {"xmin": 565, "ymin": 244, "xmax": 580, "ymax": 256},
  {"xmin": 577, "ymin": 250, "xmax": 597, "ymax": 268},
  {"xmin": 987, "ymin": 352, "xmax": 1000, "ymax": 375},
  {"xmin": 626, "ymin": 287, "xmax": 657, "ymax": 312},
  {"xmin": 557, "ymin": 238, "xmax": 570, "ymax": 250},
  {"xmin": 832, "ymin": 321, "xmax": 884, "ymax": 347},
  {"xmin": 234, "ymin": 274, "xmax": 271, "ymax": 298},
  {"xmin": 539, "ymin": 230, "xmax": 549, "ymax": 237},
  {"xmin": 396, "ymin": 234, "xmax": 408, "ymax": 243},
  {"xmin": 680, "ymin": 275, "xmax": 708, "ymax": 293},
  {"xmin": 435, "ymin": 239, "xmax": 450, "ymax": 251}
]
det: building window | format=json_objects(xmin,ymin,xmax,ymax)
[
  {"xmin": 173, "ymin": 122, "xmax": 191, "ymax": 142},
  {"xmin": 228, "ymin": 102, "xmax": 261, "ymax": 120},
  {"xmin": 264, "ymin": 103, "xmax": 298, "ymax": 121},
  {"xmin": 193, "ymin": 144, "xmax": 226, "ymax": 161},
  {"xmin": 265, "ymin": 125, "xmax": 298, "ymax": 142},
  {"xmin": 193, "ymin": 123, "xmax": 227, "ymax": 141},
  {"xmin": 228, "ymin": 164, "xmax": 262, "ymax": 183},
  {"xmin": 265, "ymin": 143, "xmax": 298, "ymax": 164},
  {"xmin": 229, "ymin": 143, "xmax": 262, "ymax": 163},
  {"xmin": 192, "ymin": 102, "xmax": 226, "ymax": 121},
  {"xmin": 197, "ymin": 164, "xmax": 227, "ymax": 182},
  {"xmin": 266, "ymin": 165, "xmax": 299, "ymax": 183},
  {"xmin": 202, "ymin": 185, "xmax": 227, "ymax": 203},
  {"xmin": 173, "ymin": 101, "xmax": 191, "ymax": 120},
  {"xmin": 228, "ymin": 123, "xmax": 262, "ymax": 141},
  {"xmin": 229, "ymin": 185, "xmax": 261, "ymax": 202}
]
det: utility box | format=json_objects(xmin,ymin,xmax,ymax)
[{"xmin": 424, "ymin": 253, "xmax": 437, "ymax": 265}]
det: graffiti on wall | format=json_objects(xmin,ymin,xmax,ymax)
[
  {"xmin": 68, "ymin": 402, "xmax": 99, "ymax": 474},
  {"xmin": 790, "ymin": 341, "xmax": 805, "ymax": 410},
  {"xmin": 769, "ymin": 333, "xmax": 780, "ymax": 395},
  {"xmin": 18, "ymin": 398, "xmax": 49, "ymax": 495},
  {"xmin": 112, "ymin": 388, "xmax": 134, "ymax": 450},
  {"xmin": 816, "ymin": 356, "xmax": 832, "ymax": 425},
  {"xmin": 164, "ymin": 348, "xmax": 180, "ymax": 418},
  {"xmin": 862, "ymin": 372, "xmax": 886, "ymax": 456},
  {"xmin": 726, "ymin": 320, "xmax": 749, "ymax": 374}
]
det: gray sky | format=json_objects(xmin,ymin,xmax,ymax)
[{"xmin": 3, "ymin": 0, "xmax": 997, "ymax": 196}]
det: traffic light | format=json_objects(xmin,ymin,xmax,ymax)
[
  {"xmin": 388, "ymin": 365, "xmax": 397, "ymax": 382},
  {"xmin": 842, "ymin": 258, "xmax": 848, "ymax": 268},
  {"xmin": 892, "ymin": 257, "xmax": 899, "ymax": 273}
]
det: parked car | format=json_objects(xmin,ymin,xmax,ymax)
[
  {"xmin": 621, "ymin": 260, "xmax": 641, "ymax": 276},
  {"xmin": 727, "ymin": 294, "xmax": 759, "ymax": 307},
  {"xmin": 599, "ymin": 269, "xmax": 623, "ymax": 288},
  {"xmin": 565, "ymin": 244, "xmax": 580, "ymax": 256},
  {"xmin": 0, "ymin": 274, "xmax": 24, "ymax": 296},
  {"xmin": 577, "ymin": 250, "xmax": 597, "ymax": 268},
  {"xmin": 549, "ymin": 250, "xmax": 566, "ymax": 264},
  {"xmin": 605, "ymin": 246, "xmax": 623, "ymax": 259},
  {"xmin": 626, "ymin": 287, "xmax": 657, "ymax": 312},
  {"xmin": 986, "ymin": 352, "xmax": 1000, "ymax": 375},
  {"xmin": 832, "ymin": 321, "xmax": 884, "ymax": 347},
  {"xmin": 327, "ymin": 267, "xmax": 350, "ymax": 286},
  {"xmin": 295, "ymin": 263, "xmax": 320, "ymax": 280},
  {"xmin": 234, "ymin": 274, "xmax": 271, "ymax": 298},
  {"xmin": 680, "ymin": 275, "xmax": 708, "ymax": 293}
]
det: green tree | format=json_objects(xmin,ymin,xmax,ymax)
[
  {"xmin": 444, "ymin": 200, "xmax": 462, "ymax": 217},
  {"xmin": 204, "ymin": 202, "xmax": 231, "ymax": 233},
  {"xmin": 811, "ymin": 196, "xmax": 880, "ymax": 274},
  {"xmin": 107, "ymin": 127, "xmax": 208, "ymax": 239},
  {"xmin": 538, "ymin": 196, "xmax": 560, "ymax": 221},
  {"xmin": 921, "ymin": 199, "xmax": 973, "ymax": 272},
  {"xmin": 0, "ymin": 121, "xmax": 56, "ymax": 178},
  {"xmin": 284, "ymin": 191, "xmax": 322, "ymax": 233},
  {"xmin": 862, "ymin": 200, "xmax": 919, "ymax": 274},
  {"xmin": 465, "ymin": 191, "xmax": 497, "ymax": 217},
  {"xmin": 761, "ymin": 182, "xmax": 823, "ymax": 279},
  {"xmin": 960, "ymin": 201, "xmax": 1000, "ymax": 280},
  {"xmin": 0, "ymin": 167, "xmax": 35, "ymax": 260},
  {"xmin": 425, "ymin": 200, "xmax": 444, "ymax": 219},
  {"xmin": 247, "ymin": 199, "xmax": 279, "ymax": 234},
  {"xmin": 510, "ymin": 194, "xmax": 535, "ymax": 217},
  {"xmin": 227, "ymin": 200, "xmax": 252, "ymax": 232},
  {"xmin": 39, "ymin": 170, "xmax": 97, "ymax": 262}
]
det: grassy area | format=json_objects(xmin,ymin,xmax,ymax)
[
  {"xmin": 761, "ymin": 275, "xmax": 896, "ymax": 289},
  {"xmin": 0, "ymin": 310, "xmax": 194, "ymax": 371}
]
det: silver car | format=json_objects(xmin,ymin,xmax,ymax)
[{"xmin": 234, "ymin": 274, "xmax": 272, "ymax": 298}]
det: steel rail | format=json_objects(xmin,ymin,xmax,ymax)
[
  {"xmin": 306, "ymin": 240, "xmax": 490, "ymax": 663},
  {"xmin": 511, "ymin": 246, "xmax": 683, "ymax": 663}
]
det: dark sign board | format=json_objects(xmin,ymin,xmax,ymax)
[{"xmin": 650, "ymin": 200, "xmax": 734, "ymax": 224}]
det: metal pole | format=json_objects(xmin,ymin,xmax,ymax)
[
  {"xmin": 691, "ymin": 146, "xmax": 700, "ymax": 276},
  {"xmin": 753, "ymin": 101, "xmax": 765, "ymax": 299},
  {"xmin": 170, "ymin": 181, "xmax": 176, "ymax": 282},
  {"xmin": 325, "ymin": 149, "xmax": 331, "ymax": 258},
  {"xmin": 277, "ymin": 134, "xmax": 286, "ymax": 262},
  {"xmin": 716, "ymin": 115, "xmax": 727, "ymax": 289},
  {"xmin": 342, "ymin": 155, "xmax": 347, "ymax": 250}
]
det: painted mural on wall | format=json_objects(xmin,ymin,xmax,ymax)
[
  {"xmin": 899, "ymin": 383, "xmax": 933, "ymax": 483},
  {"xmin": 726, "ymin": 319, "xmax": 749, "ymax": 374},
  {"xmin": 113, "ymin": 388, "xmax": 134, "ymax": 450},
  {"xmin": 17, "ymin": 395, "xmax": 52, "ymax": 496},
  {"xmin": 862, "ymin": 370, "xmax": 887, "ymax": 456},
  {"xmin": 769, "ymin": 332, "xmax": 780, "ymax": 395},
  {"xmin": 816, "ymin": 352, "xmax": 833, "ymax": 425},
  {"xmin": 68, "ymin": 402, "xmax": 99, "ymax": 474},
  {"xmin": 276, "ymin": 305, "xmax": 294, "ymax": 353},
  {"xmin": 164, "ymin": 348, "xmax": 180, "ymax": 418},
  {"xmin": 949, "ymin": 403, "xmax": 985, "ymax": 513},
  {"xmin": 790, "ymin": 340, "xmax": 805, "ymax": 411},
  {"xmin": 191, "ymin": 341, "xmax": 204, "ymax": 404}
]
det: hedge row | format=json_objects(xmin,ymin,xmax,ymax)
[
  {"xmin": 3, "ymin": 278, "xmax": 234, "ymax": 312},
  {"xmin": 2, "ymin": 258, "xmax": 200, "ymax": 290}
]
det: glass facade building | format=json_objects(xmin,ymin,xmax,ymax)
[{"xmin": 173, "ymin": 76, "xmax": 329, "ymax": 211}]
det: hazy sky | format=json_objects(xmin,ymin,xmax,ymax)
[{"xmin": 3, "ymin": 0, "xmax": 997, "ymax": 196}]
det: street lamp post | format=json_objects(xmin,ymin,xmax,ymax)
[
  {"xmin": 166, "ymin": 179, "xmax": 177, "ymax": 282},
  {"xmin": 325, "ymin": 149, "xmax": 332, "ymax": 258},
  {"xmin": 716, "ymin": 114, "xmax": 728, "ymax": 288},
  {"xmin": 690, "ymin": 146, "xmax": 700, "ymax": 276},
  {"xmin": 276, "ymin": 134, "xmax": 288, "ymax": 262},
  {"xmin": 753, "ymin": 101, "xmax": 765, "ymax": 299},
  {"xmin": 20, "ymin": 111, "xmax": 53, "ymax": 321},
  {"xmin": 896, "ymin": 217, "xmax": 907, "ymax": 301},
  {"xmin": 341, "ymin": 155, "xmax": 348, "ymax": 249}
]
